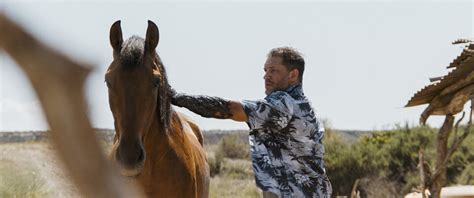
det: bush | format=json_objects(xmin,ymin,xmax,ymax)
[
  {"xmin": 456, "ymin": 163, "xmax": 474, "ymax": 184},
  {"xmin": 208, "ymin": 151, "xmax": 224, "ymax": 177},
  {"xmin": 215, "ymin": 134, "xmax": 250, "ymax": 160},
  {"xmin": 325, "ymin": 125, "xmax": 474, "ymax": 196},
  {"xmin": 324, "ymin": 129, "xmax": 365, "ymax": 195},
  {"xmin": 358, "ymin": 176, "xmax": 400, "ymax": 198}
]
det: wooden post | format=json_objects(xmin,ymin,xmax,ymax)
[
  {"xmin": 430, "ymin": 115, "xmax": 454, "ymax": 198},
  {"xmin": 418, "ymin": 148, "xmax": 427, "ymax": 198},
  {"xmin": 350, "ymin": 179, "xmax": 360, "ymax": 198},
  {"xmin": 0, "ymin": 13, "xmax": 142, "ymax": 197}
]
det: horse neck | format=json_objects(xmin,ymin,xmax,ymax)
[
  {"xmin": 143, "ymin": 108, "xmax": 183, "ymax": 154},
  {"xmin": 144, "ymin": 111, "xmax": 167, "ymax": 145}
]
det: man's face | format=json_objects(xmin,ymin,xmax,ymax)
[{"xmin": 264, "ymin": 56, "xmax": 293, "ymax": 95}]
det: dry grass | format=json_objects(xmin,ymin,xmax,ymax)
[
  {"xmin": 205, "ymin": 137, "xmax": 260, "ymax": 197},
  {"xmin": 0, "ymin": 159, "xmax": 49, "ymax": 197},
  {"xmin": 0, "ymin": 142, "xmax": 79, "ymax": 197},
  {"xmin": 208, "ymin": 154, "xmax": 260, "ymax": 197},
  {"xmin": 210, "ymin": 176, "xmax": 260, "ymax": 198},
  {"xmin": 214, "ymin": 134, "xmax": 250, "ymax": 159},
  {"xmin": 0, "ymin": 141, "xmax": 260, "ymax": 197}
]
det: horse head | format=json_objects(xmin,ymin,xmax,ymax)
[{"xmin": 105, "ymin": 20, "xmax": 171, "ymax": 177}]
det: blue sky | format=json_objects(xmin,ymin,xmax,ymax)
[{"xmin": 0, "ymin": 1, "xmax": 472, "ymax": 131}]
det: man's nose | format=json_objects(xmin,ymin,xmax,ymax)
[{"xmin": 263, "ymin": 72, "xmax": 270, "ymax": 80}]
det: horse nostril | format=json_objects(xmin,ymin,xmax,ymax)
[
  {"xmin": 137, "ymin": 148, "xmax": 145, "ymax": 163},
  {"xmin": 116, "ymin": 148, "xmax": 123, "ymax": 162},
  {"xmin": 116, "ymin": 141, "xmax": 145, "ymax": 167}
]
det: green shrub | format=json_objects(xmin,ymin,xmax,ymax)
[
  {"xmin": 324, "ymin": 130, "xmax": 363, "ymax": 195},
  {"xmin": 357, "ymin": 176, "xmax": 400, "ymax": 198},
  {"xmin": 325, "ymin": 125, "xmax": 474, "ymax": 196},
  {"xmin": 456, "ymin": 163, "xmax": 474, "ymax": 184}
]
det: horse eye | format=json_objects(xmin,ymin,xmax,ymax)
[{"xmin": 105, "ymin": 80, "xmax": 111, "ymax": 88}]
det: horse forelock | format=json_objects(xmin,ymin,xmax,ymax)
[{"xmin": 120, "ymin": 36, "xmax": 144, "ymax": 67}]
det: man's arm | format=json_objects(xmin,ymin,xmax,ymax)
[
  {"xmin": 170, "ymin": 88, "xmax": 247, "ymax": 122},
  {"xmin": 228, "ymin": 101, "xmax": 247, "ymax": 122}
]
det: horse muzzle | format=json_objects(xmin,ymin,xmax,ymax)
[
  {"xmin": 118, "ymin": 164, "xmax": 144, "ymax": 177},
  {"xmin": 115, "ymin": 140, "xmax": 146, "ymax": 177}
]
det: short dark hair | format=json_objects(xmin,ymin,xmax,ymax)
[{"xmin": 267, "ymin": 47, "xmax": 305, "ymax": 83}]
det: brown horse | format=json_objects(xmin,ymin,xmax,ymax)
[{"xmin": 105, "ymin": 20, "xmax": 209, "ymax": 197}]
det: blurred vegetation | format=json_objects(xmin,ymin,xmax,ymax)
[
  {"xmin": 208, "ymin": 151, "xmax": 224, "ymax": 177},
  {"xmin": 203, "ymin": 130, "xmax": 248, "ymax": 145},
  {"xmin": 208, "ymin": 133, "xmax": 250, "ymax": 177},
  {"xmin": 206, "ymin": 133, "xmax": 259, "ymax": 197},
  {"xmin": 205, "ymin": 125, "xmax": 473, "ymax": 197},
  {"xmin": 324, "ymin": 125, "xmax": 474, "ymax": 196},
  {"xmin": 0, "ymin": 160, "xmax": 50, "ymax": 197},
  {"xmin": 215, "ymin": 134, "xmax": 250, "ymax": 160},
  {"xmin": 1, "ymin": 126, "xmax": 472, "ymax": 197}
]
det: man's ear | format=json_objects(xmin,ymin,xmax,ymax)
[{"xmin": 289, "ymin": 69, "xmax": 299, "ymax": 83}]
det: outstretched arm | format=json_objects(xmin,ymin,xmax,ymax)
[{"xmin": 170, "ymin": 87, "xmax": 247, "ymax": 122}]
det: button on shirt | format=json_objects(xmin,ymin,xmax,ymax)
[{"xmin": 241, "ymin": 84, "xmax": 332, "ymax": 198}]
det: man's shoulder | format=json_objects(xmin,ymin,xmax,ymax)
[{"xmin": 264, "ymin": 91, "xmax": 296, "ymax": 113}]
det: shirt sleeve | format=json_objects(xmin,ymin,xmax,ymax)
[{"xmin": 241, "ymin": 91, "xmax": 294, "ymax": 131}]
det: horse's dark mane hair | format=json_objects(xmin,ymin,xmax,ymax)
[
  {"xmin": 119, "ymin": 35, "xmax": 174, "ymax": 133},
  {"xmin": 154, "ymin": 53, "xmax": 174, "ymax": 133},
  {"xmin": 120, "ymin": 36, "xmax": 144, "ymax": 67}
]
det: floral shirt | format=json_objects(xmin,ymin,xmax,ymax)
[{"xmin": 241, "ymin": 84, "xmax": 332, "ymax": 198}]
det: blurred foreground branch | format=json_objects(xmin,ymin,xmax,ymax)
[{"xmin": 0, "ymin": 13, "xmax": 141, "ymax": 197}]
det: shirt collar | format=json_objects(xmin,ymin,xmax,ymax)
[{"xmin": 285, "ymin": 83, "xmax": 304, "ymax": 98}]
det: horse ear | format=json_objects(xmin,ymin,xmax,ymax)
[
  {"xmin": 145, "ymin": 20, "xmax": 159, "ymax": 53},
  {"xmin": 109, "ymin": 20, "xmax": 123, "ymax": 51}
]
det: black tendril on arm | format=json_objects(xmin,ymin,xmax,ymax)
[{"xmin": 169, "ymin": 86, "xmax": 233, "ymax": 119}]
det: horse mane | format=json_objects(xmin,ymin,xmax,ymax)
[
  {"xmin": 119, "ymin": 35, "xmax": 178, "ymax": 133},
  {"xmin": 154, "ymin": 54, "xmax": 176, "ymax": 133}
]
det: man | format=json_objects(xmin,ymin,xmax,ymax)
[{"xmin": 170, "ymin": 47, "xmax": 332, "ymax": 198}]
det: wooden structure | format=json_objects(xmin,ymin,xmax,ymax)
[
  {"xmin": 406, "ymin": 39, "xmax": 474, "ymax": 198},
  {"xmin": 406, "ymin": 39, "xmax": 474, "ymax": 125}
]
